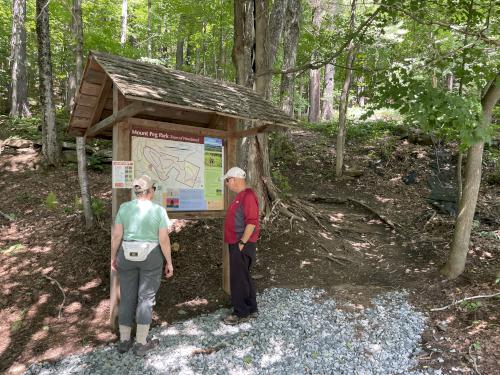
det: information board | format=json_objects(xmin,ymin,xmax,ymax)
[{"xmin": 131, "ymin": 127, "xmax": 224, "ymax": 211}]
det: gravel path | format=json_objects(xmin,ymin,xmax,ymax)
[{"xmin": 25, "ymin": 288, "xmax": 442, "ymax": 375}]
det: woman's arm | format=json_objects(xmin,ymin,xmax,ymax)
[
  {"xmin": 159, "ymin": 227, "xmax": 173, "ymax": 278},
  {"xmin": 111, "ymin": 223, "xmax": 124, "ymax": 271}
]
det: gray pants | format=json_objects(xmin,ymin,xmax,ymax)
[{"xmin": 117, "ymin": 246, "xmax": 163, "ymax": 327}]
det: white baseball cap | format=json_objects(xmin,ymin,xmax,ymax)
[{"xmin": 222, "ymin": 167, "xmax": 246, "ymax": 180}]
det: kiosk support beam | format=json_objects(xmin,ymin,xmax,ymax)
[
  {"xmin": 109, "ymin": 86, "xmax": 130, "ymax": 328},
  {"xmin": 223, "ymin": 117, "xmax": 238, "ymax": 294}
]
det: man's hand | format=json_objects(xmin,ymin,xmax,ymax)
[
  {"xmin": 238, "ymin": 243, "xmax": 245, "ymax": 251},
  {"xmin": 111, "ymin": 257, "xmax": 118, "ymax": 272},
  {"xmin": 165, "ymin": 263, "xmax": 174, "ymax": 278}
]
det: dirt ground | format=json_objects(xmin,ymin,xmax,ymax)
[{"xmin": 0, "ymin": 129, "xmax": 499, "ymax": 375}]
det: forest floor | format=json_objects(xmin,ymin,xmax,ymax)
[{"xmin": 0, "ymin": 123, "xmax": 499, "ymax": 375}]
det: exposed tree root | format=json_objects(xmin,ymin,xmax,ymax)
[
  {"xmin": 43, "ymin": 274, "xmax": 66, "ymax": 318},
  {"xmin": 430, "ymin": 292, "xmax": 500, "ymax": 312},
  {"xmin": 304, "ymin": 195, "xmax": 398, "ymax": 229}
]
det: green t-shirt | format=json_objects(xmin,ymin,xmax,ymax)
[{"xmin": 115, "ymin": 200, "xmax": 170, "ymax": 241}]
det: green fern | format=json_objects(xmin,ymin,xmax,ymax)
[{"xmin": 45, "ymin": 192, "xmax": 58, "ymax": 209}]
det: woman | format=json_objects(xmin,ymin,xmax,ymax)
[{"xmin": 110, "ymin": 174, "xmax": 173, "ymax": 356}]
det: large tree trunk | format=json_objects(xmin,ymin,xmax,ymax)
[
  {"xmin": 233, "ymin": 0, "xmax": 255, "ymax": 168},
  {"xmin": 441, "ymin": 77, "xmax": 499, "ymax": 279},
  {"xmin": 322, "ymin": 63, "xmax": 335, "ymax": 120},
  {"xmin": 71, "ymin": 0, "xmax": 94, "ymax": 229},
  {"xmin": 249, "ymin": 0, "xmax": 287, "ymax": 214},
  {"xmin": 175, "ymin": 15, "xmax": 187, "ymax": 69},
  {"xmin": 335, "ymin": 0, "xmax": 357, "ymax": 177},
  {"xmin": 9, "ymin": 0, "xmax": 30, "ymax": 118},
  {"xmin": 36, "ymin": 0, "xmax": 59, "ymax": 166},
  {"xmin": 120, "ymin": 0, "xmax": 127, "ymax": 48},
  {"xmin": 67, "ymin": 0, "xmax": 84, "ymax": 110},
  {"xmin": 308, "ymin": 0, "xmax": 322, "ymax": 123},
  {"xmin": 279, "ymin": 0, "xmax": 301, "ymax": 116}
]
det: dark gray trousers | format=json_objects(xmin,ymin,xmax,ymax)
[
  {"xmin": 229, "ymin": 242, "xmax": 257, "ymax": 317},
  {"xmin": 117, "ymin": 246, "xmax": 163, "ymax": 327}
]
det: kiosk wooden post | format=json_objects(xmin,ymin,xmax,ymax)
[
  {"xmin": 222, "ymin": 118, "xmax": 238, "ymax": 294},
  {"xmin": 109, "ymin": 86, "xmax": 130, "ymax": 328}
]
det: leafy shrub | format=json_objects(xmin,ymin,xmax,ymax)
[
  {"xmin": 91, "ymin": 198, "xmax": 106, "ymax": 219},
  {"xmin": 44, "ymin": 192, "xmax": 58, "ymax": 209}
]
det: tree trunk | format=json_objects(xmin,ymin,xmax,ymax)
[
  {"xmin": 322, "ymin": 63, "xmax": 335, "ymax": 120},
  {"xmin": 71, "ymin": 0, "xmax": 94, "ymax": 228},
  {"xmin": 232, "ymin": 1, "xmax": 254, "ymax": 88},
  {"xmin": 9, "ymin": 0, "xmax": 30, "ymax": 118},
  {"xmin": 308, "ymin": 0, "xmax": 322, "ymax": 123},
  {"xmin": 279, "ymin": 0, "xmax": 301, "ymax": 116},
  {"xmin": 232, "ymin": 0, "xmax": 255, "ymax": 168},
  {"xmin": 456, "ymin": 151, "xmax": 463, "ymax": 204},
  {"xmin": 441, "ymin": 77, "xmax": 499, "ymax": 279},
  {"xmin": 67, "ymin": 0, "xmax": 83, "ymax": 111},
  {"xmin": 147, "ymin": 0, "xmax": 152, "ymax": 58},
  {"xmin": 120, "ymin": 0, "xmax": 127, "ymax": 48},
  {"xmin": 249, "ymin": 0, "xmax": 287, "ymax": 214},
  {"xmin": 335, "ymin": 0, "xmax": 357, "ymax": 177},
  {"xmin": 76, "ymin": 137, "xmax": 94, "ymax": 228},
  {"xmin": 36, "ymin": 0, "xmax": 59, "ymax": 166}
]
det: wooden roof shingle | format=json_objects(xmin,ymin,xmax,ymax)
[{"xmin": 68, "ymin": 51, "xmax": 296, "ymax": 137}]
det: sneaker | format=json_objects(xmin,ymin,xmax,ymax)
[
  {"xmin": 117, "ymin": 340, "xmax": 133, "ymax": 354},
  {"xmin": 133, "ymin": 338, "xmax": 159, "ymax": 356},
  {"xmin": 223, "ymin": 313, "xmax": 250, "ymax": 325}
]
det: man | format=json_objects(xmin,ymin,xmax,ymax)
[
  {"xmin": 111, "ymin": 175, "xmax": 174, "ymax": 355},
  {"xmin": 222, "ymin": 167, "xmax": 260, "ymax": 325}
]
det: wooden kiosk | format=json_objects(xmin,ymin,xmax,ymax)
[{"xmin": 67, "ymin": 51, "xmax": 294, "ymax": 324}]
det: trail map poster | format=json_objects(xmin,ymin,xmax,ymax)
[{"xmin": 131, "ymin": 128, "xmax": 224, "ymax": 211}]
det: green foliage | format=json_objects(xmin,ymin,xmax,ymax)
[
  {"xmin": 0, "ymin": 115, "xmax": 41, "ymax": 141},
  {"xmin": 461, "ymin": 300, "xmax": 481, "ymax": 312},
  {"xmin": 471, "ymin": 341, "xmax": 481, "ymax": 350},
  {"xmin": 87, "ymin": 153, "xmax": 107, "ymax": 172},
  {"xmin": 0, "ymin": 243, "xmax": 26, "ymax": 256},
  {"xmin": 44, "ymin": 192, "xmax": 58, "ymax": 210},
  {"xmin": 367, "ymin": 71, "xmax": 485, "ymax": 149},
  {"xmin": 10, "ymin": 308, "xmax": 27, "ymax": 332},
  {"xmin": 91, "ymin": 198, "xmax": 106, "ymax": 220},
  {"xmin": 271, "ymin": 170, "xmax": 291, "ymax": 195}
]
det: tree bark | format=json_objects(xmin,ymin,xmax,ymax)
[
  {"xmin": 335, "ymin": 0, "xmax": 357, "ymax": 177},
  {"xmin": 250, "ymin": 0, "xmax": 288, "ymax": 214},
  {"xmin": 322, "ymin": 63, "xmax": 335, "ymax": 120},
  {"xmin": 71, "ymin": 0, "xmax": 94, "ymax": 229},
  {"xmin": 176, "ymin": 15, "xmax": 188, "ymax": 70},
  {"xmin": 279, "ymin": 0, "xmax": 301, "ymax": 116},
  {"xmin": 308, "ymin": 0, "xmax": 323, "ymax": 123},
  {"xmin": 36, "ymin": 0, "xmax": 59, "ymax": 166},
  {"xmin": 441, "ymin": 77, "xmax": 499, "ymax": 279},
  {"xmin": 9, "ymin": 0, "xmax": 30, "ymax": 117},
  {"xmin": 120, "ymin": 0, "xmax": 127, "ymax": 48}
]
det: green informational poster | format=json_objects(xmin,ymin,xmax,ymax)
[
  {"xmin": 204, "ymin": 138, "xmax": 224, "ymax": 209},
  {"xmin": 131, "ymin": 128, "xmax": 224, "ymax": 211}
]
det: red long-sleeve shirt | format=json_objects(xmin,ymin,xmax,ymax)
[{"xmin": 224, "ymin": 188, "xmax": 260, "ymax": 244}]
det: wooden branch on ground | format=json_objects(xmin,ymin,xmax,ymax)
[
  {"xmin": 43, "ymin": 274, "xmax": 66, "ymax": 318},
  {"xmin": 303, "ymin": 227, "xmax": 356, "ymax": 265},
  {"xmin": 303, "ymin": 195, "xmax": 398, "ymax": 230},
  {"xmin": 347, "ymin": 198, "xmax": 397, "ymax": 229},
  {"xmin": 430, "ymin": 292, "xmax": 500, "ymax": 312}
]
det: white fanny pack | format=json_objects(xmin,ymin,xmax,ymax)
[{"xmin": 122, "ymin": 241, "xmax": 159, "ymax": 261}]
